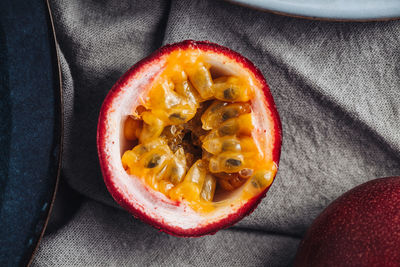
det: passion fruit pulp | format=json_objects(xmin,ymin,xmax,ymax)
[{"xmin": 97, "ymin": 40, "xmax": 281, "ymax": 236}]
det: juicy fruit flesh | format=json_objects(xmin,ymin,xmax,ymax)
[{"xmin": 121, "ymin": 49, "xmax": 276, "ymax": 212}]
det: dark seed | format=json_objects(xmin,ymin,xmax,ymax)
[
  {"xmin": 146, "ymin": 154, "xmax": 161, "ymax": 168},
  {"xmin": 222, "ymin": 140, "xmax": 241, "ymax": 152},
  {"xmin": 225, "ymin": 158, "xmax": 242, "ymax": 167},
  {"xmin": 222, "ymin": 109, "xmax": 238, "ymax": 121},
  {"xmin": 250, "ymin": 171, "xmax": 271, "ymax": 188},
  {"xmin": 223, "ymin": 87, "xmax": 238, "ymax": 100},
  {"xmin": 169, "ymin": 113, "xmax": 186, "ymax": 121},
  {"xmin": 211, "ymin": 101, "xmax": 227, "ymax": 112},
  {"xmin": 218, "ymin": 124, "xmax": 238, "ymax": 136},
  {"xmin": 251, "ymin": 180, "xmax": 259, "ymax": 188}
]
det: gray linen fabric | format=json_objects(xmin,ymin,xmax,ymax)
[{"xmin": 33, "ymin": 0, "xmax": 400, "ymax": 266}]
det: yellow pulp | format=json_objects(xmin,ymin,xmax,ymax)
[{"xmin": 121, "ymin": 49, "xmax": 277, "ymax": 213}]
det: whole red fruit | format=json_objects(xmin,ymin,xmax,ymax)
[{"xmin": 294, "ymin": 177, "xmax": 400, "ymax": 267}]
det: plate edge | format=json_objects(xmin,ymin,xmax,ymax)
[{"xmin": 225, "ymin": 0, "xmax": 400, "ymax": 22}]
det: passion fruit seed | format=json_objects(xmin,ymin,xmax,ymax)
[
  {"xmin": 226, "ymin": 158, "xmax": 242, "ymax": 167},
  {"xmin": 155, "ymin": 164, "xmax": 169, "ymax": 180},
  {"xmin": 202, "ymin": 139, "xmax": 222, "ymax": 154},
  {"xmin": 223, "ymin": 155, "xmax": 244, "ymax": 172},
  {"xmin": 169, "ymin": 148, "xmax": 187, "ymax": 184},
  {"xmin": 201, "ymin": 101, "xmax": 251, "ymax": 130},
  {"xmin": 222, "ymin": 109, "xmax": 237, "ymax": 121},
  {"xmin": 180, "ymin": 81, "xmax": 201, "ymax": 104},
  {"xmin": 188, "ymin": 64, "xmax": 213, "ymax": 99},
  {"xmin": 208, "ymin": 153, "xmax": 244, "ymax": 173},
  {"xmin": 211, "ymin": 101, "xmax": 227, "ymax": 112},
  {"xmin": 140, "ymin": 112, "xmax": 165, "ymax": 143},
  {"xmin": 119, "ymin": 49, "xmax": 275, "ymax": 211},
  {"xmin": 218, "ymin": 122, "xmax": 239, "ymax": 136},
  {"xmin": 169, "ymin": 112, "xmax": 186, "ymax": 122},
  {"xmin": 250, "ymin": 170, "xmax": 274, "ymax": 189},
  {"xmin": 170, "ymin": 165, "xmax": 185, "ymax": 184},
  {"xmin": 201, "ymin": 174, "xmax": 216, "ymax": 201},
  {"xmin": 169, "ymin": 160, "xmax": 207, "ymax": 202},
  {"xmin": 221, "ymin": 139, "xmax": 241, "ymax": 152},
  {"xmin": 223, "ymin": 87, "xmax": 238, "ymax": 100},
  {"xmin": 146, "ymin": 154, "xmax": 161, "ymax": 168},
  {"xmin": 133, "ymin": 138, "xmax": 165, "ymax": 157}
]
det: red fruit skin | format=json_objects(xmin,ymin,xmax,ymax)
[
  {"xmin": 294, "ymin": 177, "xmax": 400, "ymax": 267},
  {"xmin": 97, "ymin": 40, "xmax": 282, "ymax": 237}
]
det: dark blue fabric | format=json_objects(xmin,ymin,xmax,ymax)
[{"xmin": 0, "ymin": 1, "xmax": 61, "ymax": 265}]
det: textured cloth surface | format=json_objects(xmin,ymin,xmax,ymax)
[{"xmin": 33, "ymin": 0, "xmax": 400, "ymax": 266}]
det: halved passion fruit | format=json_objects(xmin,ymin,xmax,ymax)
[{"xmin": 97, "ymin": 40, "xmax": 281, "ymax": 237}]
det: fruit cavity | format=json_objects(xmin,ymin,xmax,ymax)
[{"xmin": 120, "ymin": 49, "xmax": 277, "ymax": 212}]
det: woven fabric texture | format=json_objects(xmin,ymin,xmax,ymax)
[{"xmin": 33, "ymin": 0, "xmax": 400, "ymax": 266}]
